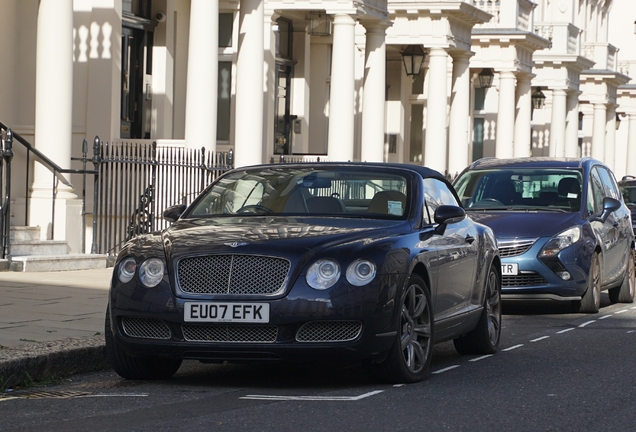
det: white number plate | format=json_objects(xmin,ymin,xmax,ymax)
[
  {"xmin": 501, "ymin": 263, "xmax": 519, "ymax": 276},
  {"xmin": 184, "ymin": 302, "xmax": 270, "ymax": 323}
]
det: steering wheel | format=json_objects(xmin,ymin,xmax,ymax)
[{"xmin": 236, "ymin": 205, "xmax": 273, "ymax": 215}]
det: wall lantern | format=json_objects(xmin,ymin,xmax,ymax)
[
  {"xmin": 307, "ymin": 11, "xmax": 332, "ymax": 36},
  {"xmin": 532, "ymin": 87, "xmax": 546, "ymax": 109},
  {"xmin": 401, "ymin": 45, "xmax": 426, "ymax": 76},
  {"xmin": 478, "ymin": 68, "xmax": 494, "ymax": 88}
]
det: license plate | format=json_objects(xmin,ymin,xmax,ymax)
[
  {"xmin": 501, "ymin": 263, "xmax": 519, "ymax": 276},
  {"xmin": 184, "ymin": 302, "xmax": 270, "ymax": 323}
]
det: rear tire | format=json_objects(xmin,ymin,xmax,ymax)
[
  {"xmin": 454, "ymin": 264, "xmax": 501, "ymax": 355},
  {"xmin": 578, "ymin": 253, "xmax": 601, "ymax": 313},
  {"xmin": 609, "ymin": 249, "xmax": 635, "ymax": 304},
  {"xmin": 105, "ymin": 307, "xmax": 182, "ymax": 380},
  {"xmin": 377, "ymin": 274, "xmax": 433, "ymax": 383}
]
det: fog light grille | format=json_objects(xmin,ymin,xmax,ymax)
[
  {"xmin": 296, "ymin": 321, "xmax": 362, "ymax": 342},
  {"xmin": 502, "ymin": 272, "xmax": 548, "ymax": 287},
  {"xmin": 182, "ymin": 324, "xmax": 278, "ymax": 343},
  {"xmin": 122, "ymin": 317, "xmax": 171, "ymax": 340}
]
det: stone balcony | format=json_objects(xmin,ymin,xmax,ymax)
[
  {"xmin": 582, "ymin": 42, "xmax": 618, "ymax": 71},
  {"xmin": 534, "ymin": 22, "xmax": 581, "ymax": 56},
  {"xmin": 471, "ymin": 0, "xmax": 534, "ymax": 31}
]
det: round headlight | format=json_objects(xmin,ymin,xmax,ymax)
[
  {"xmin": 139, "ymin": 258, "xmax": 165, "ymax": 288},
  {"xmin": 306, "ymin": 259, "xmax": 341, "ymax": 290},
  {"xmin": 346, "ymin": 259, "xmax": 377, "ymax": 286},
  {"xmin": 118, "ymin": 257, "xmax": 137, "ymax": 283}
]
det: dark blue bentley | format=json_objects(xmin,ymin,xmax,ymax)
[
  {"xmin": 453, "ymin": 157, "xmax": 635, "ymax": 313},
  {"xmin": 105, "ymin": 163, "xmax": 500, "ymax": 383}
]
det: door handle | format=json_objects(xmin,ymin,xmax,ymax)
[{"xmin": 465, "ymin": 235, "xmax": 475, "ymax": 244}]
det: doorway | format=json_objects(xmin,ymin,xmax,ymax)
[{"xmin": 274, "ymin": 64, "xmax": 294, "ymax": 154}]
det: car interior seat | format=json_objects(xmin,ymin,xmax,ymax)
[
  {"xmin": 306, "ymin": 196, "xmax": 347, "ymax": 214},
  {"xmin": 367, "ymin": 191, "xmax": 407, "ymax": 215},
  {"xmin": 557, "ymin": 177, "xmax": 581, "ymax": 210}
]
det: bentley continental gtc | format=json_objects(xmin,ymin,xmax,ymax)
[{"xmin": 105, "ymin": 163, "xmax": 501, "ymax": 383}]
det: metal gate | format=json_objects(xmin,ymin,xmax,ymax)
[{"xmin": 94, "ymin": 141, "xmax": 232, "ymax": 255}]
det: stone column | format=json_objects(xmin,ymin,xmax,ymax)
[
  {"xmin": 549, "ymin": 89, "xmax": 568, "ymax": 157},
  {"xmin": 184, "ymin": 0, "xmax": 218, "ymax": 152},
  {"xmin": 495, "ymin": 71, "xmax": 516, "ymax": 159},
  {"xmin": 360, "ymin": 22, "xmax": 388, "ymax": 162},
  {"xmin": 513, "ymin": 73, "xmax": 532, "ymax": 157},
  {"xmin": 327, "ymin": 14, "xmax": 356, "ymax": 161},
  {"xmin": 605, "ymin": 105, "xmax": 617, "ymax": 171},
  {"xmin": 448, "ymin": 51, "xmax": 471, "ymax": 177},
  {"xmin": 424, "ymin": 47, "xmax": 448, "ymax": 174},
  {"xmin": 627, "ymin": 114, "xmax": 636, "ymax": 175},
  {"xmin": 591, "ymin": 103, "xmax": 607, "ymax": 161},
  {"xmin": 565, "ymin": 91, "xmax": 580, "ymax": 157},
  {"xmin": 234, "ymin": 0, "xmax": 265, "ymax": 167},
  {"xmin": 31, "ymin": 0, "xmax": 76, "ymax": 241}
]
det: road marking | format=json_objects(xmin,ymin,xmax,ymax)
[
  {"xmin": 628, "ymin": 330, "xmax": 635, "ymax": 334},
  {"xmin": 599, "ymin": 315, "xmax": 612, "ymax": 320},
  {"xmin": 531, "ymin": 336, "xmax": 550, "ymax": 342},
  {"xmin": 615, "ymin": 309, "xmax": 629, "ymax": 314},
  {"xmin": 631, "ymin": 306, "xmax": 636, "ymax": 309},
  {"xmin": 240, "ymin": 390, "xmax": 384, "ymax": 401},
  {"xmin": 503, "ymin": 344, "xmax": 523, "ymax": 352},
  {"xmin": 556, "ymin": 328, "xmax": 575, "ymax": 334},
  {"xmin": 393, "ymin": 384, "xmax": 405, "ymax": 388},
  {"xmin": 579, "ymin": 320, "xmax": 596, "ymax": 328},
  {"xmin": 76, "ymin": 394, "xmax": 149, "ymax": 398},
  {"xmin": 469, "ymin": 355, "xmax": 493, "ymax": 362},
  {"xmin": 432, "ymin": 365, "xmax": 460, "ymax": 374}
]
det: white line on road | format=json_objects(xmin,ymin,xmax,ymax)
[
  {"xmin": 503, "ymin": 344, "xmax": 524, "ymax": 352},
  {"xmin": 469, "ymin": 355, "xmax": 493, "ymax": 362},
  {"xmin": 77, "ymin": 394, "xmax": 149, "ymax": 398},
  {"xmin": 557, "ymin": 328, "xmax": 575, "ymax": 334},
  {"xmin": 240, "ymin": 390, "xmax": 384, "ymax": 401},
  {"xmin": 599, "ymin": 315, "xmax": 612, "ymax": 320},
  {"xmin": 615, "ymin": 309, "xmax": 629, "ymax": 314},
  {"xmin": 432, "ymin": 365, "xmax": 460, "ymax": 374},
  {"xmin": 531, "ymin": 336, "xmax": 550, "ymax": 342},
  {"xmin": 579, "ymin": 320, "xmax": 596, "ymax": 328}
]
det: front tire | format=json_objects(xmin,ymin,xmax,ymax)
[
  {"xmin": 578, "ymin": 253, "xmax": 601, "ymax": 313},
  {"xmin": 378, "ymin": 274, "xmax": 433, "ymax": 383},
  {"xmin": 454, "ymin": 264, "xmax": 501, "ymax": 355},
  {"xmin": 609, "ymin": 249, "xmax": 635, "ymax": 304},
  {"xmin": 105, "ymin": 307, "xmax": 182, "ymax": 380}
]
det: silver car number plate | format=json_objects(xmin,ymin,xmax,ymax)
[
  {"xmin": 501, "ymin": 263, "xmax": 519, "ymax": 276},
  {"xmin": 184, "ymin": 302, "xmax": 270, "ymax": 323}
]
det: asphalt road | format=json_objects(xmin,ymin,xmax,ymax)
[{"xmin": 2, "ymin": 294, "xmax": 636, "ymax": 432}]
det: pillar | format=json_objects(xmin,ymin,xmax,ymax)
[
  {"xmin": 234, "ymin": 0, "xmax": 265, "ymax": 167},
  {"xmin": 627, "ymin": 114, "xmax": 636, "ymax": 175},
  {"xmin": 327, "ymin": 14, "xmax": 356, "ymax": 161},
  {"xmin": 360, "ymin": 22, "xmax": 388, "ymax": 162},
  {"xmin": 514, "ymin": 73, "xmax": 532, "ymax": 157},
  {"xmin": 495, "ymin": 71, "xmax": 516, "ymax": 159},
  {"xmin": 549, "ymin": 88, "xmax": 567, "ymax": 157},
  {"xmin": 184, "ymin": 0, "xmax": 218, "ymax": 152},
  {"xmin": 591, "ymin": 103, "xmax": 607, "ymax": 161},
  {"xmin": 605, "ymin": 105, "xmax": 617, "ymax": 171},
  {"xmin": 565, "ymin": 91, "xmax": 580, "ymax": 157},
  {"xmin": 424, "ymin": 47, "xmax": 448, "ymax": 173},
  {"xmin": 448, "ymin": 51, "xmax": 471, "ymax": 177}
]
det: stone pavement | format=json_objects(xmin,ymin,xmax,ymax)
[{"xmin": 0, "ymin": 268, "xmax": 113, "ymax": 388}]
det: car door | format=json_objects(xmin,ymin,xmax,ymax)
[
  {"xmin": 590, "ymin": 167, "xmax": 624, "ymax": 284},
  {"xmin": 422, "ymin": 178, "xmax": 478, "ymax": 321}
]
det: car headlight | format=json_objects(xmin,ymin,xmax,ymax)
[
  {"xmin": 306, "ymin": 259, "xmax": 341, "ymax": 290},
  {"xmin": 139, "ymin": 258, "xmax": 165, "ymax": 288},
  {"xmin": 117, "ymin": 257, "xmax": 137, "ymax": 283},
  {"xmin": 539, "ymin": 226, "xmax": 581, "ymax": 258},
  {"xmin": 346, "ymin": 259, "xmax": 377, "ymax": 286}
]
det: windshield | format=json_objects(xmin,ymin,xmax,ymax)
[
  {"xmin": 619, "ymin": 182, "xmax": 636, "ymax": 210},
  {"xmin": 186, "ymin": 167, "xmax": 410, "ymax": 219},
  {"xmin": 453, "ymin": 168, "xmax": 583, "ymax": 212}
]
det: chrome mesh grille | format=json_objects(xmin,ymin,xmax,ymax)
[
  {"xmin": 296, "ymin": 321, "xmax": 362, "ymax": 343},
  {"xmin": 498, "ymin": 238, "xmax": 538, "ymax": 258},
  {"xmin": 182, "ymin": 324, "xmax": 278, "ymax": 343},
  {"xmin": 122, "ymin": 317, "xmax": 171, "ymax": 340},
  {"xmin": 502, "ymin": 272, "xmax": 548, "ymax": 287},
  {"xmin": 177, "ymin": 255, "xmax": 290, "ymax": 295}
]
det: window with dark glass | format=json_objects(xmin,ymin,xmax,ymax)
[
  {"xmin": 219, "ymin": 13, "xmax": 233, "ymax": 47},
  {"xmin": 276, "ymin": 19, "xmax": 292, "ymax": 60}
]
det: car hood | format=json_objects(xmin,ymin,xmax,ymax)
[
  {"xmin": 466, "ymin": 211, "xmax": 582, "ymax": 239},
  {"xmin": 162, "ymin": 216, "xmax": 406, "ymax": 258}
]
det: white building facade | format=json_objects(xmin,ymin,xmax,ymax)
[{"xmin": 0, "ymin": 0, "xmax": 634, "ymax": 253}]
